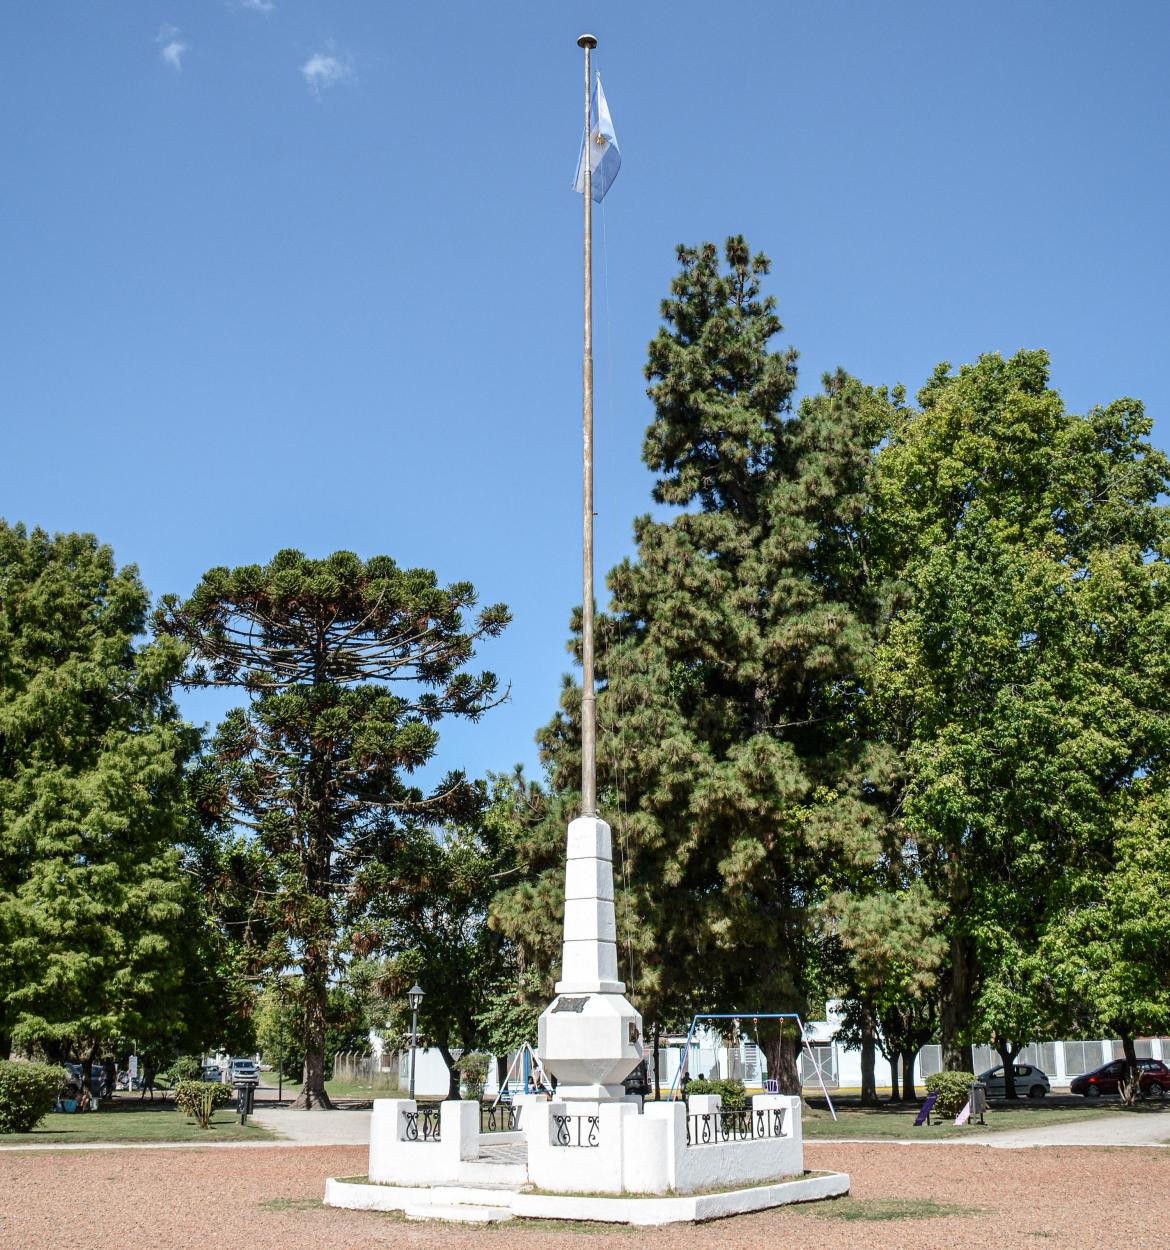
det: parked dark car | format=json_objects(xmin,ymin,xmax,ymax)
[{"xmin": 1070, "ymin": 1058, "xmax": 1170, "ymax": 1098}]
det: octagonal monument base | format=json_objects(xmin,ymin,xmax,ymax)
[{"xmin": 324, "ymin": 1091, "xmax": 849, "ymax": 1225}]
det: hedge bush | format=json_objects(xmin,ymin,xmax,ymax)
[
  {"xmin": 460, "ymin": 1053, "xmax": 489, "ymax": 1102},
  {"xmin": 685, "ymin": 1078, "xmax": 747, "ymax": 1112},
  {"xmin": 0, "ymin": 1060, "xmax": 65, "ymax": 1133},
  {"xmin": 174, "ymin": 1080, "xmax": 233, "ymax": 1128},
  {"xmin": 164, "ymin": 1056, "xmax": 202, "ymax": 1084},
  {"xmin": 924, "ymin": 1070, "xmax": 977, "ymax": 1116}
]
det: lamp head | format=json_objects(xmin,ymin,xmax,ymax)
[{"xmin": 407, "ymin": 983, "xmax": 425, "ymax": 1012}]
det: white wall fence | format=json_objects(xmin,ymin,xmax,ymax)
[
  {"xmin": 332, "ymin": 1050, "xmax": 400, "ymax": 1088},
  {"xmin": 365, "ymin": 1032, "xmax": 1170, "ymax": 1100}
]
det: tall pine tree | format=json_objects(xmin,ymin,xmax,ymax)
[
  {"xmin": 529, "ymin": 239, "xmax": 896, "ymax": 1090},
  {"xmin": 158, "ymin": 549, "xmax": 509, "ymax": 1107}
]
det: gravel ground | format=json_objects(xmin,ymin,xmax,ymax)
[{"xmin": 1, "ymin": 1141, "xmax": 1166, "ymax": 1249}]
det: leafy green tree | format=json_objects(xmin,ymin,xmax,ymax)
[
  {"xmin": 871, "ymin": 351, "xmax": 1170, "ymax": 1070},
  {"xmin": 366, "ymin": 819, "xmax": 508, "ymax": 1098},
  {"xmin": 0, "ymin": 523, "xmax": 202, "ymax": 1076},
  {"xmin": 156, "ymin": 549, "xmax": 509, "ymax": 1107},
  {"xmin": 531, "ymin": 239, "xmax": 896, "ymax": 1091},
  {"xmin": 1043, "ymin": 785, "xmax": 1170, "ymax": 1103},
  {"xmin": 827, "ymin": 883, "xmax": 944, "ymax": 1104}
]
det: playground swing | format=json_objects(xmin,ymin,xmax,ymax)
[
  {"xmin": 490, "ymin": 1040, "xmax": 552, "ymax": 1107},
  {"xmin": 667, "ymin": 1011, "xmax": 838, "ymax": 1121}
]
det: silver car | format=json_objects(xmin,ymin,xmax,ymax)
[
  {"xmin": 228, "ymin": 1058, "xmax": 260, "ymax": 1086},
  {"xmin": 976, "ymin": 1063, "xmax": 1051, "ymax": 1098}
]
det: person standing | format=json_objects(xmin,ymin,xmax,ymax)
[{"xmin": 139, "ymin": 1061, "xmax": 157, "ymax": 1101}]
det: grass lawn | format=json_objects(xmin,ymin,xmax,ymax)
[
  {"xmin": 279, "ymin": 1078, "xmax": 401, "ymax": 1101},
  {"xmin": 800, "ymin": 1098, "xmax": 1111, "ymax": 1139},
  {"xmin": 0, "ymin": 1097, "xmax": 273, "ymax": 1146}
]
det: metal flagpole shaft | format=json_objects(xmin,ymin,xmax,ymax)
[{"xmin": 578, "ymin": 32, "xmax": 597, "ymax": 818}]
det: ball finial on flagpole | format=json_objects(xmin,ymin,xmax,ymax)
[{"xmin": 577, "ymin": 33, "xmax": 597, "ymax": 49}]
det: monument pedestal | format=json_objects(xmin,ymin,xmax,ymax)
[{"xmin": 328, "ymin": 815, "xmax": 849, "ymax": 1222}]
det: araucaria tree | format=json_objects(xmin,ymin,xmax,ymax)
[
  {"xmin": 0, "ymin": 523, "xmax": 199, "ymax": 1070},
  {"xmin": 157, "ymin": 550, "xmax": 509, "ymax": 1108}
]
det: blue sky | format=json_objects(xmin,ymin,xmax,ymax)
[{"xmin": 3, "ymin": 1, "xmax": 1168, "ymax": 787}]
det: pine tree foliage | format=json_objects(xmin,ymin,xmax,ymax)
[
  {"xmin": 513, "ymin": 239, "xmax": 900, "ymax": 1090},
  {"xmin": 0, "ymin": 522, "xmax": 200, "ymax": 1062},
  {"xmin": 156, "ymin": 549, "xmax": 509, "ymax": 1107}
]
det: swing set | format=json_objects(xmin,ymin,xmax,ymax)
[
  {"xmin": 490, "ymin": 1040, "xmax": 552, "ymax": 1105},
  {"xmin": 666, "ymin": 1011, "xmax": 838, "ymax": 1121}
]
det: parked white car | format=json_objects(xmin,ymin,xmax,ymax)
[
  {"xmin": 976, "ymin": 1063, "xmax": 1051, "ymax": 1098},
  {"xmin": 228, "ymin": 1058, "xmax": 260, "ymax": 1086}
]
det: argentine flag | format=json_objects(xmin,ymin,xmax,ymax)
[{"xmin": 573, "ymin": 74, "xmax": 620, "ymax": 202}]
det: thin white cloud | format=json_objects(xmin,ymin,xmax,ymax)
[
  {"xmin": 157, "ymin": 24, "xmax": 187, "ymax": 71},
  {"xmin": 301, "ymin": 46, "xmax": 354, "ymax": 97},
  {"xmin": 239, "ymin": 0, "xmax": 276, "ymax": 13}
]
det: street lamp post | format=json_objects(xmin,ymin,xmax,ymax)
[{"xmin": 407, "ymin": 983, "xmax": 425, "ymax": 1100}]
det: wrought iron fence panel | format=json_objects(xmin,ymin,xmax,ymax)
[
  {"xmin": 481, "ymin": 1103, "xmax": 521, "ymax": 1133},
  {"xmin": 402, "ymin": 1105, "xmax": 442, "ymax": 1142},
  {"xmin": 551, "ymin": 1113, "xmax": 600, "ymax": 1147},
  {"xmin": 685, "ymin": 1106, "xmax": 785, "ymax": 1146}
]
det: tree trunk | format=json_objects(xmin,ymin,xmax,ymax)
[
  {"xmin": 1118, "ymin": 1032, "xmax": 1140, "ymax": 1106},
  {"xmin": 763, "ymin": 1034, "xmax": 801, "ymax": 1095},
  {"xmin": 859, "ymin": 1000, "xmax": 878, "ymax": 1106},
  {"xmin": 996, "ymin": 1042, "xmax": 1021, "ymax": 1099},
  {"xmin": 81, "ymin": 1042, "xmax": 98, "ymax": 1097},
  {"xmin": 888, "ymin": 1052, "xmax": 900, "ymax": 1102},
  {"xmin": 0, "ymin": 1033, "xmax": 11, "ymax": 1061},
  {"xmin": 940, "ymin": 933, "xmax": 975, "ymax": 1073},
  {"xmin": 293, "ymin": 942, "xmax": 334, "ymax": 1109},
  {"xmin": 901, "ymin": 1051, "xmax": 918, "ymax": 1102},
  {"xmin": 437, "ymin": 1042, "xmax": 461, "ymax": 1100}
]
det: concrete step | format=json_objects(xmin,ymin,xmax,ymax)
[{"xmin": 404, "ymin": 1202, "xmax": 514, "ymax": 1223}]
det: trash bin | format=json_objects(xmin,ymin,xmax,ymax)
[
  {"xmin": 969, "ymin": 1081, "xmax": 987, "ymax": 1124},
  {"xmin": 235, "ymin": 1082, "xmax": 255, "ymax": 1123}
]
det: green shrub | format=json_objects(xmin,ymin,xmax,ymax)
[
  {"xmin": 685, "ymin": 1078, "xmax": 747, "ymax": 1112},
  {"xmin": 459, "ymin": 1053, "xmax": 489, "ymax": 1102},
  {"xmin": 174, "ymin": 1080, "xmax": 233, "ymax": 1129},
  {"xmin": 0, "ymin": 1060, "xmax": 65, "ymax": 1133},
  {"xmin": 164, "ymin": 1056, "xmax": 202, "ymax": 1084},
  {"xmin": 924, "ymin": 1070, "xmax": 976, "ymax": 1117}
]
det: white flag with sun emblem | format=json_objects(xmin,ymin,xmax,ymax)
[{"xmin": 573, "ymin": 74, "xmax": 620, "ymax": 202}]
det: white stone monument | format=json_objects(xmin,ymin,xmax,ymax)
[
  {"xmin": 322, "ymin": 30, "xmax": 848, "ymax": 1226},
  {"xmin": 536, "ymin": 815, "xmax": 643, "ymax": 1101},
  {"xmin": 324, "ymin": 798, "xmax": 848, "ymax": 1222}
]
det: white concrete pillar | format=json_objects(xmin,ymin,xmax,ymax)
[{"xmin": 557, "ymin": 816, "xmax": 624, "ymax": 994}]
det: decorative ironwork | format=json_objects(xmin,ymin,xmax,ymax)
[
  {"xmin": 481, "ymin": 1102, "xmax": 521, "ymax": 1133},
  {"xmin": 402, "ymin": 1104, "xmax": 442, "ymax": 1142},
  {"xmin": 685, "ymin": 1107, "xmax": 785, "ymax": 1146},
  {"xmin": 551, "ymin": 1113, "xmax": 600, "ymax": 1147}
]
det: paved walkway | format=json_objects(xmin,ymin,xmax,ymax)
[
  {"xmin": 964, "ymin": 1111, "xmax": 1170, "ymax": 1149},
  {"xmin": 251, "ymin": 1106, "xmax": 372, "ymax": 1146}
]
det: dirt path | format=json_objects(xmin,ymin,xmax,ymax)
[{"xmin": 1, "ymin": 1141, "xmax": 1165, "ymax": 1249}]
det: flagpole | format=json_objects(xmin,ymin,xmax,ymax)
[{"xmin": 577, "ymin": 32, "xmax": 597, "ymax": 819}]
